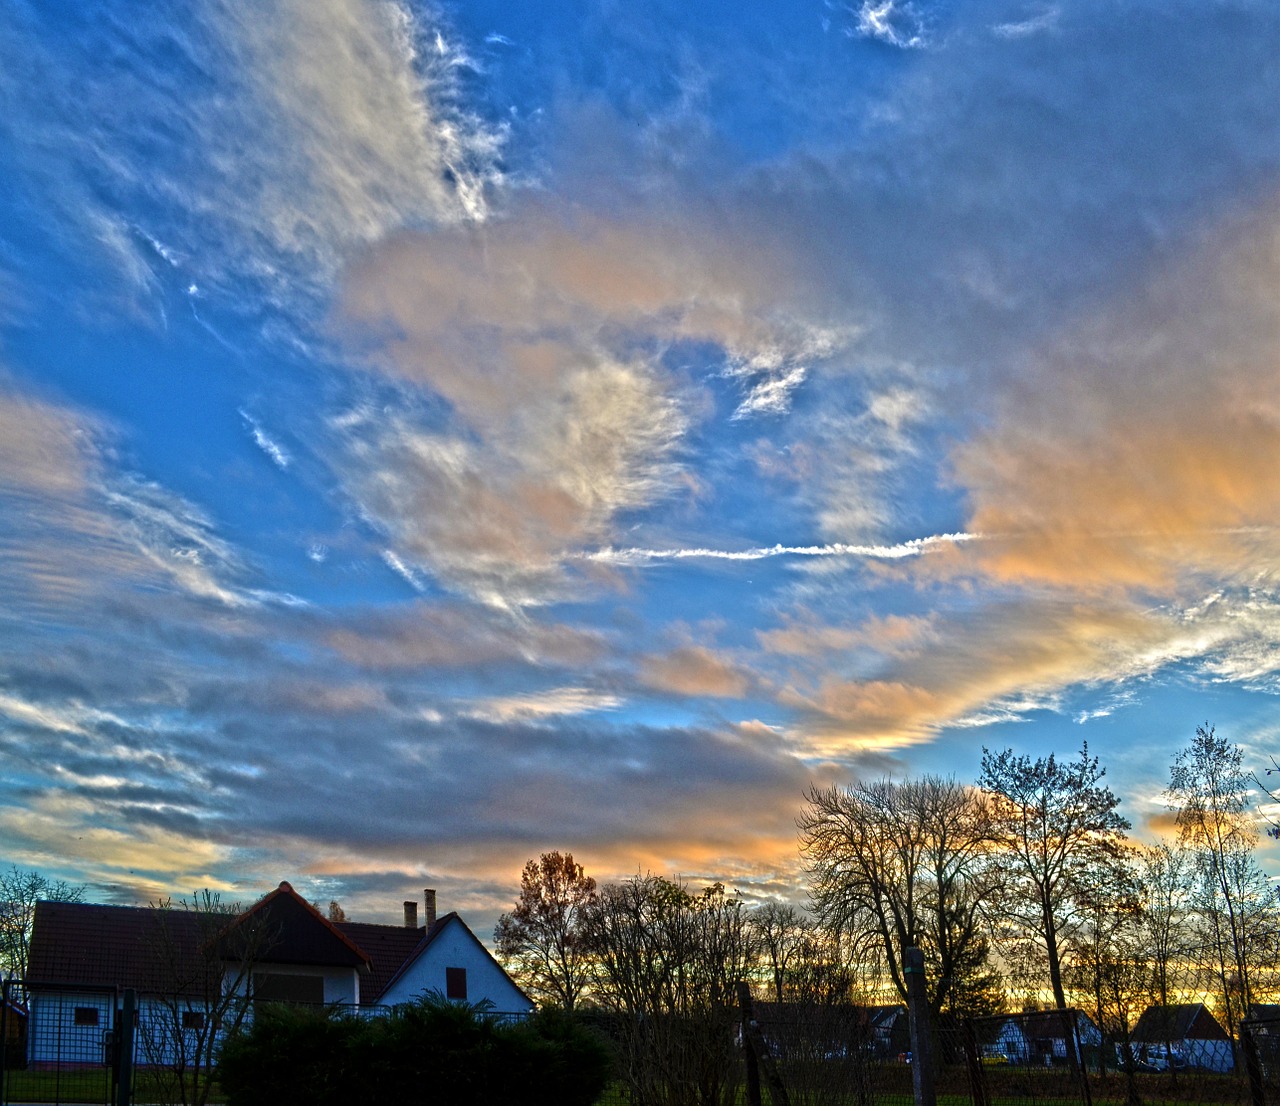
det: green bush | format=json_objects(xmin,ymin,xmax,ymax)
[{"xmin": 218, "ymin": 996, "xmax": 612, "ymax": 1106}]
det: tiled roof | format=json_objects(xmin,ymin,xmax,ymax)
[
  {"xmin": 335, "ymin": 921, "xmax": 425, "ymax": 1004},
  {"xmin": 29, "ymin": 883, "xmax": 373, "ymax": 996},
  {"xmin": 28, "ymin": 901, "xmax": 214, "ymax": 995}
]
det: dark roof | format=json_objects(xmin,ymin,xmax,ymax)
[
  {"xmin": 29, "ymin": 882, "xmax": 373, "ymax": 995},
  {"xmin": 28, "ymin": 901, "xmax": 212, "ymax": 994},
  {"xmin": 1008, "ymin": 1010, "xmax": 1092, "ymax": 1041},
  {"xmin": 335, "ymin": 921, "xmax": 425, "ymax": 1004},
  {"xmin": 221, "ymin": 883, "xmax": 370, "ymax": 971},
  {"xmin": 1133, "ymin": 1004, "xmax": 1229, "ymax": 1043}
]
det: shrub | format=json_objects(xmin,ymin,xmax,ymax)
[{"xmin": 218, "ymin": 995, "xmax": 612, "ymax": 1106}]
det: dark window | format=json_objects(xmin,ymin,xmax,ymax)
[
  {"xmin": 74, "ymin": 1007, "xmax": 99, "ymax": 1027},
  {"xmin": 445, "ymin": 967, "xmax": 467, "ymax": 1000},
  {"xmin": 182, "ymin": 1010, "xmax": 205, "ymax": 1030},
  {"xmin": 253, "ymin": 972, "xmax": 325, "ymax": 1005}
]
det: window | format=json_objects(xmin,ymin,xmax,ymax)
[
  {"xmin": 445, "ymin": 967, "xmax": 467, "ymax": 1000},
  {"xmin": 73, "ymin": 1006, "xmax": 99, "ymax": 1027},
  {"xmin": 253, "ymin": 972, "xmax": 325, "ymax": 1005},
  {"xmin": 182, "ymin": 1010, "xmax": 205, "ymax": 1030}
]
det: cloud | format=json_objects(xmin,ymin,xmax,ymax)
[
  {"xmin": 854, "ymin": 2, "xmax": 932, "ymax": 48},
  {"xmin": 0, "ymin": 0, "xmax": 501, "ymax": 320},
  {"xmin": 323, "ymin": 601, "xmax": 603, "ymax": 671},
  {"xmin": 209, "ymin": 0, "xmax": 499, "ymax": 243},
  {"xmin": 950, "ymin": 203, "xmax": 1280, "ymax": 598},
  {"xmin": 639, "ymin": 645, "xmax": 751, "ymax": 699},
  {"xmin": 771, "ymin": 596, "xmax": 1208, "ymax": 750},
  {"xmin": 0, "ymin": 378, "xmax": 293, "ymax": 616},
  {"xmin": 240, "ymin": 410, "xmax": 291, "ymax": 469},
  {"xmin": 334, "ymin": 200, "xmax": 851, "ymax": 602}
]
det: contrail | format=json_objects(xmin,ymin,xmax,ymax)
[{"xmin": 579, "ymin": 531, "xmax": 977, "ymax": 566}]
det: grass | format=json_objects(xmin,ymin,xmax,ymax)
[
  {"xmin": 2, "ymin": 1065, "xmax": 1260, "ymax": 1106},
  {"xmin": 1, "ymin": 1066, "xmax": 226, "ymax": 1104}
]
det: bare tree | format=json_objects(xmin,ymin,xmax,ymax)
[
  {"xmin": 1137, "ymin": 844, "xmax": 1194, "ymax": 1013},
  {"xmin": 1256, "ymin": 753, "xmax": 1280, "ymax": 839},
  {"xmin": 584, "ymin": 874, "xmax": 756, "ymax": 1106},
  {"xmin": 0, "ymin": 866, "xmax": 84, "ymax": 979},
  {"xmin": 1166, "ymin": 724, "xmax": 1271, "ymax": 1042},
  {"xmin": 140, "ymin": 890, "xmax": 275, "ymax": 1106},
  {"xmin": 1064, "ymin": 857, "xmax": 1144, "ymax": 1078},
  {"xmin": 979, "ymin": 743, "xmax": 1131, "ymax": 1012},
  {"xmin": 750, "ymin": 902, "xmax": 814, "ymax": 1004},
  {"xmin": 800, "ymin": 775, "xmax": 999, "ymax": 1014},
  {"xmin": 495, "ymin": 851, "xmax": 597, "ymax": 1010}
]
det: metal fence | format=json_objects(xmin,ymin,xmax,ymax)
[
  {"xmin": 1, "ymin": 978, "xmax": 122, "ymax": 1106},
  {"xmin": 2, "ymin": 980, "xmax": 1276, "ymax": 1106},
  {"xmin": 0, "ymin": 977, "xmax": 535, "ymax": 1106}
]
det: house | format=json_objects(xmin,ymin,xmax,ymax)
[
  {"xmin": 994, "ymin": 1010, "xmax": 1102, "ymax": 1064},
  {"xmin": 865, "ymin": 1004, "xmax": 909, "ymax": 1057},
  {"xmin": 25, "ymin": 881, "xmax": 532, "ymax": 1067},
  {"xmin": 1131, "ymin": 1003, "xmax": 1234, "ymax": 1073}
]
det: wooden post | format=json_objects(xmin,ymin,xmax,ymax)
[
  {"xmin": 904, "ymin": 948, "xmax": 936, "ymax": 1106},
  {"xmin": 736, "ymin": 981, "xmax": 792, "ymax": 1106}
]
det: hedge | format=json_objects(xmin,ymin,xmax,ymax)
[{"xmin": 218, "ymin": 994, "xmax": 612, "ymax": 1106}]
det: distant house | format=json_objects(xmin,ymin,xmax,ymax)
[
  {"xmin": 1131, "ymin": 1003, "xmax": 1233, "ymax": 1073},
  {"xmin": 865, "ymin": 1005, "xmax": 910, "ymax": 1057},
  {"xmin": 995, "ymin": 1010, "xmax": 1102, "ymax": 1063},
  {"xmin": 25, "ymin": 881, "xmax": 532, "ymax": 1067}
]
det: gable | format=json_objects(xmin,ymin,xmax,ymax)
[
  {"xmin": 377, "ymin": 914, "xmax": 532, "ymax": 1012},
  {"xmin": 218, "ymin": 882, "xmax": 370, "ymax": 971},
  {"xmin": 1133, "ymin": 1004, "xmax": 1227, "ymax": 1043}
]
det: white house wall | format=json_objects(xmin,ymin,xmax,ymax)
[
  {"xmin": 379, "ymin": 919, "xmax": 532, "ymax": 1014},
  {"xmin": 27, "ymin": 991, "xmax": 114, "ymax": 1068},
  {"xmin": 1184, "ymin": 1038, "xmax": 1234, "ymax": 1073},
  {"xmin": 225, "ymin": 962, "xmax": 361, "ymax": 1006}
]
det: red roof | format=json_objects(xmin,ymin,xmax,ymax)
[
  {"xmin": 27, "ymin": 884, "xmax": 454, "ymax": 1004},
  {"xmin": 335, "ymin": 921, "xmax": 426, "ymax": 1004}
]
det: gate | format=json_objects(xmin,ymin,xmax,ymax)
[{"xmin": 0, "ymin": 978, "xmax": 134, "ymax": 1106}]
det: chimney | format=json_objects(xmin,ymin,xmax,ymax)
[
  {"xmin": 403, "ymin": 900, "xmax": 418, "ymax": 928},
  {"xmin": 423, "ymin": 888, "xmax": 437, "ymax": 930}
]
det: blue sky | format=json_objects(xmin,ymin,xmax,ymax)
[{"xmin": 0, "ymin": 0, "xmax": 1277, "ymax": 929}]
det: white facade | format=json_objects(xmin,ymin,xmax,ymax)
[{"xmin": 378, "ymin": 916, "xmax": 532, "ymax": 1015}]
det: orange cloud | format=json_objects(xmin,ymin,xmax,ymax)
[
  {"xmin": 639, "ymin": 645, "xmax": 752, "ymax": 699},
  {"xmin": 950, "ymin": 201, "xmax": 1280, "ymax": 597}
]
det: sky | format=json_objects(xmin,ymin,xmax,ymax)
[{"xmin": 0, "ymin": 0, "xmax": 1278, "ymax": 934}]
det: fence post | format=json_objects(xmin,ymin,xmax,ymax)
[
  {"xmin": 738, "ymin": 982, "xmax": 763, "ymax": 1106},
  {"xmin": 1, "ymin": 976, "xmax": 9, "ymax": 1106},
  {"xmin": 1240, "ymin": 1021, "xmax": 1266, "ymax": 1106},
  {"xmin": 962, "ymin": 1019, "xmax": 988, "ymax": 1106},
  {"xmin": 1067, "ymin": 1012, "xmax": 1093, "ymax": 1106},
  {"xmin": 904, "ymin": 948, "xmax": 936, "ymax": 1106},
  {"xmin": 114, "ymin": 989, "xmax": 135, "ymax": 1106},
  {"xmin": 736, "ymin": 981, "xmax": 791, "ymax": 1106}
]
